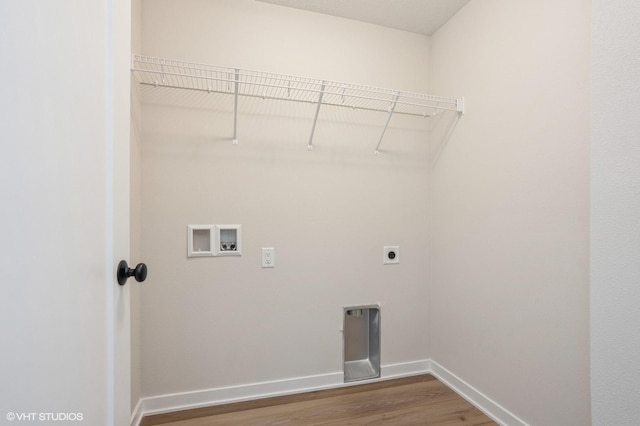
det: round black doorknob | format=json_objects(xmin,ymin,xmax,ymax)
[{"xmin": 117, "ymin": 260, "xmax": 147, "ymax": 286}]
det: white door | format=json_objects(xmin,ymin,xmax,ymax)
[{"xmin": 0, "ymin": 1, "xmax": 132, "ymax": 425}]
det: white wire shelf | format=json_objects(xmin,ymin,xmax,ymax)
[{"xmin": 131, "ymin": 54, "xmax": 464, "ymax": 152}]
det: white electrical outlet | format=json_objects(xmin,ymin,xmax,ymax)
[
  {"xmin": 262, "ymin": 247, "xmax": 275, "ymax": 268},
  {"xmin": 383, "ymin": 246, "xmax": 400, "ymax": 264}
]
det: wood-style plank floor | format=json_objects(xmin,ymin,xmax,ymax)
[{"xmin": 141, "ymin": 374, "xmax": 497, "ymax": 425}]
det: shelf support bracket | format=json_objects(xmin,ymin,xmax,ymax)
[
  {"xmin": 308, "ymin": 82, "xmax": 326, "ymax": 151},
  {"xmin": 456, "ymin": 97, "xmax": 465, "ymax": 115},
  {"xmin": 374, "ymin": 92, "xmax": 399, "ymax": 154},
  {"xmin": 232, "ymin": 69, "xmax": 240, "ymax": 144}
]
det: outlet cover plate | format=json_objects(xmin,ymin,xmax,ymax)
[
  {"xmin": 383, "ymin": 246, "xmax": 400, "ymax": 264},
  {"xmin": 262, "ymin": 247, "xmax": 275, "ymax": 268}
]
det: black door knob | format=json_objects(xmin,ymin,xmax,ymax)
[{"xmin": 117, "ymin": 260, "xmax": 147, "ymax": 286}]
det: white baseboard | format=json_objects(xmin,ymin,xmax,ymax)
[
  {"xmin": 381, "ymin": 359, "xmax": 430, "ymax": 378},
  {"xmin": 130, "ymin": 399, "xmax": 143, "ymax": 426},
  {"xmin": 131, "ymin": 360, "xmax": 525, "ymax": 426},
  {"xmin": 428, "ymin": 360, "xmax": 529, "ymax": 426},
  {"xmin": 138, "ymin": 370, "xmax": 343, "ymax": 419}
]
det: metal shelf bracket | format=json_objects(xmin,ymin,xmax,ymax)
[
  {"xmin": 374, "ymin": 92, "xmax": 399, "ymax": 155},
  {"xmin": 308, "ymin": 82, "xmax": 326, "ymax": 151}
]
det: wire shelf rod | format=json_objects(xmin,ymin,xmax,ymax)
[
  {"xmin": 134, "ymin": 68, "xmax": 456, "ymax": 113},
  {"xmin": 132, "ymin": 55, "xmax": 464, "ymax": 152},
  {"xmin": 136, "ymin": 81, "xmax": 438, "ymax": 118},
  {"xmin": 132, "ymin": 56, "xmax": 460, "ymax": 111}
]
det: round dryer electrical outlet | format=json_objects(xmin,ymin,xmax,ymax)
[{"xmin": 383, "ymin": 246, "xmax": 400, "ymax": 264}]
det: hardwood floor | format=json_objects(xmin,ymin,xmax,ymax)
[{"xmin": 141, "ymin": 375, "xmax": 496, "ymax": 425}]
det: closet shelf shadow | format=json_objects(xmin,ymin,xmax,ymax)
[{"xmin": 131, "ymin": 54, "xmax": 464, "ymax": 153}]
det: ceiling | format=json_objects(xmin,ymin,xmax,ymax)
[{"xmin": 256, "ymin": 0, "xmax": 470, "ymax": 36}]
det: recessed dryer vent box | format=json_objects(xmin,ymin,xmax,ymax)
[
  {"xmin": 343, "ymin": 305, "xmax": 381, "ymax": 383},
  {"xmin": 215, "ymin": 225, "xmax": 241, "ymax": 256},
  {"xmin": 187, "ymin": 225, "xmax": 214, "ymax": 257}
]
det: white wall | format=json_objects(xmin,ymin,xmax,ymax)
[
  {"xmin": 428, "ymin": 1, "xmax": 590, "ymax": 424},
  {"xmin": 591, "ymin": 0, "xmax": 640, "ymax": 424},
  {"xmin": 140, "ymin": 0, "xmax": 432, "ymax": 399}
]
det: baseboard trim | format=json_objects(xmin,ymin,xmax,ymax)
[
  {"xmin": 381, "ymin": 359, "xmax": 430, "ymax": 378},
  {"xmin": 139, "ymin": 371, "xmax": 342, "ymax": 418},
  {"xmin": 428, "ymin": 360, "xmax": 529, "ymax": 426},
  {"xmin": 132, "ymin": 359, "xmax": 525, "ymax": 426},
  {"xmin": 130, "ymin": 399, "xmax": 143, "ymax": 426}
]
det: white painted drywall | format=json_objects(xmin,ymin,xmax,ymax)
[
  {"xmin": 428, "ymin": 1, "xmax": 590, "ymax": 424},
  {"xmin": 139, "ymin": 0, "xmax": 432, "ymax": 397},
  {"xmin": 591, "ymin": 1, "xmax": 640, "ymax": 424}
]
